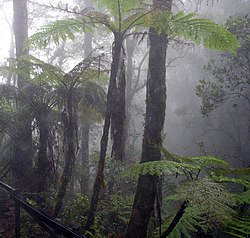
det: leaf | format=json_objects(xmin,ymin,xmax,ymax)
[{"xmin": 27, "ymin": 17, "xmax": 85, "ymax": 49}]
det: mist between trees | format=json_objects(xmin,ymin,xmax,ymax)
[{"xmin": 0, "ymin": 0, "xmax": 249, "ymax": 237}]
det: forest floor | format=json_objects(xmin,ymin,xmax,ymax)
[{"xmin": 0, "ymin": 188, "xmax": 15, "ymax": 238}]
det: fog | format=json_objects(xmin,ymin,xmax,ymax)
[{"xmin": 0, "ymin": 0, "xmax": 249, "ymax": 236}]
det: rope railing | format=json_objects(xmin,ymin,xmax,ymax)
[{"xmin": 0, "ymin": 180, "xmax": 86, "ymax": 238}]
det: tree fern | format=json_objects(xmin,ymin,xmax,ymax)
[{"xmin": 27, "ymin": 4, "xmax": 239, "ymax": 54}]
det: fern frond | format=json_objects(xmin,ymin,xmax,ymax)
[
  {"xmin": 121, "ymin": 160, "xmax": 199, "ymax": 179},
  {"xmin": 170, "ymin": 12, "xmax": 240, "ymax": 53},
  {"xmin": 27, "ymin": 17, "xmax": 85, "ymax": 48},
  {"xmin": 225, "ymin": 215, "xmax": 250, "ymax": 238},
  {"xmin": 93, "ymin": 0, "xmax": 144, "ymax": 19},
  {"xmin": 167, "ymin": 178, "xmax": 235, "ymax": 230},
  {"xmin": 159, "ymin": 146, "xmax": 228, "ymax": 170}
]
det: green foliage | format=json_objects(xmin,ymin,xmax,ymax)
[
  {"xmin": 93, "ymin": 0, "xmax": 144, "ymax": 18},
  {"xmin": 121, "ymin": 160, "xmax": 198, "ymax": 179},
  {"xmin": 122, "ymin": 146, "xmax": 228, "ymax": 179},
  {"xmin": 169, "ymin": 11, "xmax": 240, "ymax": 53},
  {"xmin": 196, "ymin": 16, "xmax": 249, "ymax": 115},
  {"xmin": 0, "ymin": 55, "xmax": 64, "ymax": 85},
  {"xmin": 167, "ymin": 178, "xmax": 236, "ymax": 222},
  {"xmin": 98, "ymin": 195, "xmax": 134, "ymax": 235},
  {"xmin": 62, "ymin": 193, "xmax": 90, "ymax": 227},
  {"xmin": 151, "ymin": 206, "xmax": 202, "ymax": 238},
  {"xmin": 28, "ymin": 17, "xmax": 85, "ymax": 49},
  {"xmin": 27, "ymin": 3, "xmax": 239, "ymax": 56},
  {"xmin": 225, "ymin": 215, "xmax": 250, "ymax": 238},
  {"xmin": 196, "ymin": 79, "xmax": 225, "ymax": 115}
]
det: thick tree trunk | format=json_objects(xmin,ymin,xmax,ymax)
[
  {"xmin": 125, "ymin": 1, "xmax": 172, "ymax": 236},
  {"xmin": 84, "ymin": 33, "xmax": 123, "ymax": 233}
]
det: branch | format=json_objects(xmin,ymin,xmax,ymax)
[{"xmin": 160, "ymin": 201, "xmax": 188, "ymax": 238}]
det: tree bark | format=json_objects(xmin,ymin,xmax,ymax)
[
  {"xmin": 125, "ymin": 1, "xmax": 172, "ymax": 236},
  {"xmin": 36, "ymin": 109, "xmax": 49, "ymax": 194},
  {"xmin": 53, "ymin": 86, "xmax": 77, "ymax": 217},
  {"xmin": 13, "ymin": 0, "xmax": 28, "ymax": 89},
  {"xmin": 12, "ymin": 0, "xmax": 34, "ymax": 190},
  {"xmin": 111, "ymin": 56, "xmax": 126, "ymax": 161},
  {"xmin": 84, "ymin": 32, "xmax": 123, "ymax": 233},
  {"xmin": 80, "ymin": 121, "xmax": 90, "ymax": 195}
]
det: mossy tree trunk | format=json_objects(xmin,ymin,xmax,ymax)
[
  {"xmin": 53, "ymin": 84, "xmax": 77, "ymax": 217},
  {"xmin": 125, "ymin": 1, "xmax": 173, "ymax": 237}
]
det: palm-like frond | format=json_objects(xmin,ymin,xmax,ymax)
[
  {"xmin": 93, "ymin": 0, "xmax": 145, "ymax": 20},
  {"xmin": 0, "ymin": 55, "xmax": 64, "ymax": 85},
  {"xmin": 225, "ymin": 215, "xmax": 250, "ymax": 238},
  {"xmin": 169, "ymin": 11, "xmax": 240, "ymax": 53},
  {"xmin": 27, "ymin": 4, "xmax": 239, "ymax": 55},
  {"xmin": 27, "ymin": 17, "xmax": 85, "ymax": 48},
  {"xmin": 77, "ymin": 81, "xmax": 107, "ymax": 122},
  {"xmin": 121, "ymin": 160, "xmax": 199, "ymax": 179},
  {"xmin": 164, "ymin": 178, "xmax": 236, "ymax": 237}
]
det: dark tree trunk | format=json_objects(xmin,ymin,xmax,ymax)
[
  {"xmin": 36, "ymin": 110, "xmax": 49, "ymax": 194},
  {"xmin": 80, "ymin": 121, "xmax": 90, "ymax": 195},
  {"xmin": 111, "ymin": 56, "xmax": 126, "ymax": 161},
  {"xmin": 85, "ymin": 33, "xmax": 123, "ymax": 233},
  {"xmin": 125, "ymin": 1, "xmax": 172, "ymax": 236},
  {"xmin": 53, "ymin": 86, "xmax": 77, "ymax": 217},
  {"xmin": 12, "ymin": 0, "xmax": 33, "ymax": 190},
  {"xmin": 12, "ymin": 121, "xmax": 33, "ymax": 189}
]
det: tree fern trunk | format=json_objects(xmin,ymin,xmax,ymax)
[
  {"xmin": 125, "ymin": 1, "xmax": 172, "ymax": 236},
  {"xmin": 80, "ymin": 121, "xmax": 90, "ymax": 195},
  {"xmin": 37, "ymin": 111, "xmax": 49, "ymax": 195},
  {"xmin": 53, "ymin": 86, "xmax": 77, "ymax": 217},
  {"xmin": 84, "ymin": 33, "xmax": 123, "ymax": 233},
  {"xmin": 12, "ymin": 0, "xmax": 34, "ymax": 190}
]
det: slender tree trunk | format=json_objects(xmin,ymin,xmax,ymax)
[
  {"xmin": 36, "ymin": 110, "xmax": 49, "ymax": 194},
  {"xmin": 80, "ymin": 121, "xmax": 90, "ymax": 195},
  {"xmin": 12, "ymin": 0, "xmax": 34, "ymax": 190},
  {"xmin": 80, "ymin": 16, "xmax": 93, "ymax": 196},
  {"xmin": 13, "ymin": 0, "xmax": 28, "ymax": 89},
  {"xmin": 125, "ymin": 1, "xmax": 172, "ymax": 237},
  {"xmin": 54, "ymin": 86, "xmax": 77, "ymax": 217},
  {"xmin": 124, "ymin": 37, "xmax": 136, "ymax": 162},
  {"xmin": 111, "ymin": 56, "xmax": 126, "ymax": 161},
  {"xmin": 85, "ymin": 33, "xmax": 123, "ymax": 233}
]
